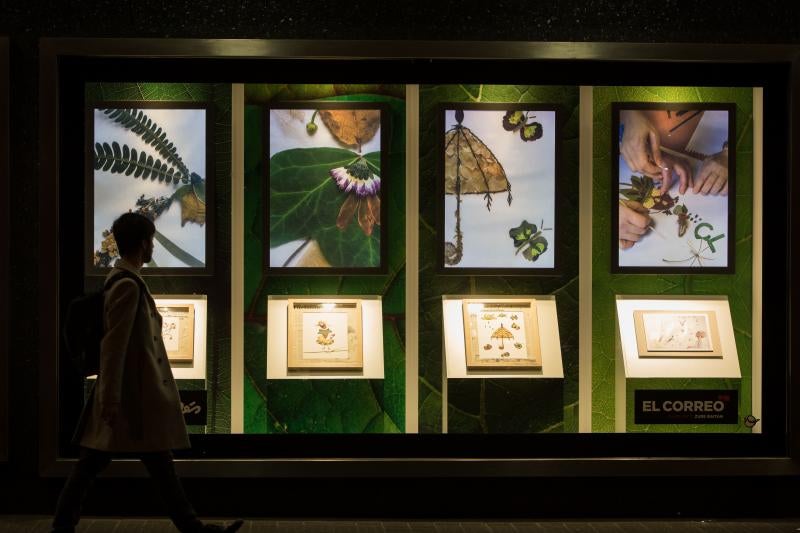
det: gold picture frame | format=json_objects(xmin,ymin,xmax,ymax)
[
  {"xmin": 633, "ymin": 309, "xmax": 723, "ymax": 358},
  {"xmin": 461, "ymin": 298, "xmax": 542, "ymax": 370},
  {"xmin": 286, "ymin": 298, "xmax": 364, "ymax": 371},
  {"xmin": 157, "ymin": 303, "xmax": 196, "ymax": 363}
]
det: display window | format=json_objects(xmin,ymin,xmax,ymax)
[{"xmin": 37, "ymin": 41, "xmax": 798, "ymax": 477}]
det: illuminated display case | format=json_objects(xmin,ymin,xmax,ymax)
[{"xmin": 37, "ymin": 40, "xmax": 799, "ymax": 481}]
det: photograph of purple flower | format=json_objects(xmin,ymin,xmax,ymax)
[{"xmin": 267, "ymin": 102, "xmax": 388, "ymax": 272}]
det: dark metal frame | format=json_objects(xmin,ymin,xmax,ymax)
[
  {"xmin": 611, "ymin": 101, "xmax": 737, "ymax": 274},
  {"xmin": 436, "ymin": 101, "xmax": 563, "ymax": 275},
  {"xmin": 38, "ymin": 39, "xmax": 800, "ymax": 479},
  {"xmin": 0, "ymin": 37, "xmax": 9, "ymax": 462},
  {"xmin": 262, "ymin": 101, "xmax": 390, "ymax": 275},
  {"xmin": 84, "ymin": 100, "xmax": 215, "ymax": 276}
]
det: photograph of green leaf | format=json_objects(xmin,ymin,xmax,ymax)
[
  {"xmin": 90, "ymin": 104, "xmax": 209, "ymax": 270},
  {"xmin": 267, "ymin": 103, "xmax": 386, "ymax": 271}
]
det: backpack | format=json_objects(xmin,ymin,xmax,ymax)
[{"xmin": 62, "ymin": 271, "xmax": 146, "ymax": 377}]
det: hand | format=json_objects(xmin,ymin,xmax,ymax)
[
  {"xmin": 658, "ymin": 153, "xmax": 693, "ymax": 196},
  {"xmin": 619, "ymin": 200, "xmax": 652, "ymax": 249},
  {"xmin": 693, "ymin": 148, "xmax": 729, "ymax": 196},
  {"xmin": 620, "ymin": 110, "xmax": 665, "ymax": 179},
  {"xmin": 101, "ymin": 403, "xmax": 120, "ymax": 426}
]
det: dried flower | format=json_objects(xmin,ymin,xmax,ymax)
[{"xmin": 330, "ymin": 157, "xmax": 381, "ymax": 236}]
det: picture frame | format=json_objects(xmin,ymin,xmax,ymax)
[
  {"xmin": 85, "ymin": 101, "xmax": 214, "ymax": 276},
  {"xmin": 264, "ymin": 101, "xmax": 390, "ymax": 275},
  {"xmin": 437, "ymin": 102, "xmax": 562, "ymax": 275},
  {"xmin": 611, "ymin": 102, "xmax": 736, "ymax": 274},
  {"xmin": 157, "ymin": 302, "xmax": 196, "ymax": 363},
  {"xmin": 152, "ymin": 295, "xmax": 208, "ymax": 378},
  {"xmin": 633, "ymin": 309, "xmax": 723, "ymax": 358},
  {"xmin": 286, "ymin": 298, "xmax": 364, "ymax": 371},
  {"xmin": 461, "ymin": 298, "xmax": 542, "ymax": 370}
]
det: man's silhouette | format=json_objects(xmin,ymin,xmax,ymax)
[{"xmin": 53, "ymin": 212, "xmax": 242, "ymax": 533}]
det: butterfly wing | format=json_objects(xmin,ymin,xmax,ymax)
[{"xmin": 444, "ymin": 126, "xmax": 509, "ymax": 195}]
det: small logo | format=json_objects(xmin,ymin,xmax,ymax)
[{"xmin": 743, "ymin": 414, "xmax": 760, "ymax": 428}]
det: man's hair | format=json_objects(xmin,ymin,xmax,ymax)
[{"xmin": 112, "ymin": 212, "xmax": 156, "ymax": 257}]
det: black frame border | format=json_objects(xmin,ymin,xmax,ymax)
[
  {"xmin": 0, "ymin": 37, "xmax": 9, "ymax": 462},
  {"xmin": 436, "ymin": 101, "xmax": 564, "ymax": 276},
  {"xmin": 262, "ymin": 100, "xmax": 390, "ymax": 275},
  {"xmin": 84, "ymin": 99, "xmax": 215, "ymax": 277},
  {"xmin": 610, "ymin": 101, "xmax": 737, "ymax": 274}
]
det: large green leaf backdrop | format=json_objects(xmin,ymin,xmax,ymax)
[
  {"xmin": 592, "ymin": 87, "xmax": 754, "ymax": 433},
  {"xmin": 418, "ymin": 85, "xmax": 581, "ymax": 434},
  {"xmin": 85, "ymin": 83, "xmax": 232, "ymax": 433},
  {"xmin": 243, "ymin": 85, "xmax": 406, "ymax": 433}
]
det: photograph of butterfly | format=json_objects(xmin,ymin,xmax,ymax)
[{"xmin": 438, "ymin": 103, "xmax": 560, "ymax": 273}]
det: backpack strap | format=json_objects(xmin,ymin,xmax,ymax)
[
  {"xmin": 102, "ymin": 270, "xmax": 148, "ymax": 317},
  {"xmin": 103, "ymin": 270, "xmax": 147, "ymax": 299}
]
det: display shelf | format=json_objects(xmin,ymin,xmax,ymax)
[{"xmin": 266, "ymin": 296, "xmax": 385, "ymax": 380}]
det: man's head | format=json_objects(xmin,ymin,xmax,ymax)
[{"xmin": 111, "ymin": 212, "xmax": 155, "ymax": 265}]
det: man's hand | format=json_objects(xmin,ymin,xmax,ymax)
[
  {"xmin": 101, "ymin": 403, "xmax": 120, "ymax": 426},
  {"xmin": 694, "ymin": 148, "xmax": 729, "ymax": 196},
  {"xmin": 619, "ymin": 200, "xmax": 652, "ymax": 249},
  {"xmin": 620, "ymin": 110, "xmax": 665, "ymax": 179}
]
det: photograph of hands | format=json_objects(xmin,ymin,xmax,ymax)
[{"xmin": 614, "ymin": 104, "xmax": 735, "ymax": 271}]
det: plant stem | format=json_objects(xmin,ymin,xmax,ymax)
[{"xmin": 281, "ymin": 237, "xmax": 312, "ymax": 268}]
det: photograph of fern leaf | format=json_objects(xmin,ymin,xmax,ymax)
[{"xmin": 90, "ymin": 104, "xmax": 210, "ymax": 270}]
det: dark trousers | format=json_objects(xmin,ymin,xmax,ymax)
[{"xmin": 52, "ymin": 447, "xmax": 203, "ymax": 533}]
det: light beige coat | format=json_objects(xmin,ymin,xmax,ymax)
[{"xmin": 77, "ymin": 259, "xmax": 190, "ymax": 452}]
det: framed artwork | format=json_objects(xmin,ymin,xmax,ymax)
[
  {"xmin": 86, "ymin": 101, "xmax": 213, "ymax": 275},
  {"xmin": 612, "ymin": 102, "xmax": 736, "ymax": 273},
  {"xmin": 265, "ymin": 102, "xmax": 389, "ymax": 273},
  {"xmin": 157, "ymin": 303, "xmax": 196, "ymax": 363},
  {"xmin": 461, "ymin": 298, "xmax": 542, "ymax": 370},
  {"xmin": 438, "ymin": 102, "xmax": 561, "ymax": 274},
  {"xmin": 633, "ymin": 310, "xmax": 722, "ymax": 358},
  {"xmin": 286, "ymin": 298, "xmax": 364, "ymax": 371}
]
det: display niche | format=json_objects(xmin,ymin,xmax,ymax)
[
  {"xmin": 419, "ymin": 85, "xmax": 580, "ymax": 434},
  {"xmin": 243, "ymin": 84, "xmax": 407, "ymax": 434},
  {"xmin": 80, "ymin": 82, "xmax": 232, "ymax": 436},
  {"xmin": 593, "ymin": 86, "xmax": 756, "ymax": 434}
]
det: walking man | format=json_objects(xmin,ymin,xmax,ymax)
[{"xmin": 53, "ymin": 212, "xmax": 242, "ymax": 533}]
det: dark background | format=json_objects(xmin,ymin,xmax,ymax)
[{"xmin": 2, "ymin": 0, "xmax": 800, "ymax": 519}]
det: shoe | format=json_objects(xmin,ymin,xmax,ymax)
[{"xmin": 200, "ymin": 520, "xmax": 244, "ymax": 532}]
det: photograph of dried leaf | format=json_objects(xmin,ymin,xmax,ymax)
[
  {"xmin": 91, "ymin": 106, "xmax": 208, "ymax": 269},
  {"xmin": 268, "ymin": 104, "xmax": 385, "ymax": 269},
  {"xmin": 615, "ymin": 103, "xmax": 734, "ymax": 271},
  {"xmin": 442, "ymin": 106, "xmax": 557, "ymax": 270}
]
